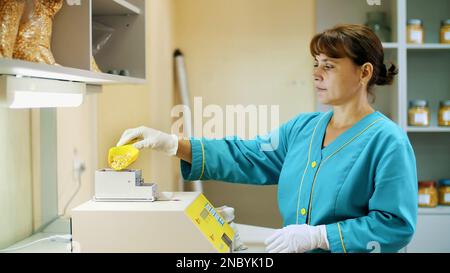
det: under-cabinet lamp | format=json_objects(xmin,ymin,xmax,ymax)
[{"xmin": 0, "ymin": 75, "xmax": 85, "ymax": 109}]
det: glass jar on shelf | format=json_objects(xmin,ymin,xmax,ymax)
[
  {"xmin": 366, "ymin": 11, "xmax": 392, "ymax": 43},
  {"xmin": 438, "ymin": 100, "xmax": 450, "ymax": 127},
  {"xmin": 439, "ymin": 179, "xmax": 450, "ymax": 206},
  {"xmin": 418, "ymin": 181, "xmax": 438, "ymax": 208},
  {"xmin": 407, "ymin": 19, "xmax": 424, "ymax": 44},
  {"xmin": 440, "ymin": 19, "xmax": 450, "ymax": 44},
  {"xmin": 408, "ymin": 100, "xmax": 430, "ymax": 127}
]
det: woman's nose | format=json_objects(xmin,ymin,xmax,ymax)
[{"xmin": 313, "ymin": 69, "xmax": 323, "ymax": 82}]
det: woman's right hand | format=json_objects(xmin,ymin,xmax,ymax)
[{"xmin": 116, "ymin": 126, "xmax": 179, "ymax": 156}]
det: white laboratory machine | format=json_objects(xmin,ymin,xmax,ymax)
[{"xmin": 94, "ymin": 169, "xmax": 157, "ymax": 202}]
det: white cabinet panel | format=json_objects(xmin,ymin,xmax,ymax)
[{"xmin": 407, "ymin": 214, "xmax": 450, "ymax": 253}]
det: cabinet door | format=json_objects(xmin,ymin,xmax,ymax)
[{"xmin": 407, "ymin": 215, "xmax": 450, "ymax": 253}]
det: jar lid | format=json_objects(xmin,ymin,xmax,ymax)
[
  {"xmin": 439, "ymin": 179, "xmax": 450, "ymax": 186},
  {"xmin": 419, "ymin": 181, "xmax": 436, "ymax": 187},
  {"xmin": 440, "ymin": 100, "xmax": 450, "ymax": 107},
  {"xmin": 442, "ymin": 19, "xmax": 450, "ymax": 26},
  {"xmin": 408, "ymin": 19, "xmax": 423, "ymax": 26},
  {"xmin": 410, "ymin": 100, "xmax": 428, "ymax": 107}
]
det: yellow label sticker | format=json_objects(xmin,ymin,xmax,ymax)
[{"xmin": 185, "ymin": 194, "xmax": 235, "ymax": 253}]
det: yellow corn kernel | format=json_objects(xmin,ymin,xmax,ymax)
[
  {"xmin": 108, "ymin": 145, "xmax": 139, "ymax": 171},
  {"xmin": 110, "ymin": 153, "xmax": 133, "ymax": 170}
]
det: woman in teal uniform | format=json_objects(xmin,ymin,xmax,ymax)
[{"xmin": 117, "ymin": 25, "xmax": 418, "ymax": 253}]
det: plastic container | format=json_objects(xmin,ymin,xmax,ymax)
[
  {"xmin": 438, "ymin": 100, "xmax": 450, "ymax": 127},
  {"xmin": 439, "ymin": 179, "xmax": 450, "ymax": 206},
  {"xmin": 108, "ymin": 145, "xmax": 139, "ymax": 171},
  {"xmin": 408, "ymin": 100, "xmax": 430, "ymax": 126},
  {"xmin": 418, "ymin": 181, "xmax": 438, "ymax": 208},
  {"xmin": 407, "ymin": 19, "xmax": 424, "ymax": 44},
  {"xmin": 440, "ymin": 19, "xmax": 450, "ymax": 44}
]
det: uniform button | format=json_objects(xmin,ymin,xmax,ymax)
[
  {"xmin": 311, "ymin": 161, "xmax": 317, "ymax": 168},
  {"xmin": 300, "ymin": 208, "xmax": 307, "ymax": 216}
]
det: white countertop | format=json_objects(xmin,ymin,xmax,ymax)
[
  {"xmin": 6, "ymin": 205, "xmax": 447, "ymax": 253},
  {"xmin": 2, "ymin": 221, "xmax": 274, "ymax": 253},
  {"xmin": 1, "ymin": 218, "xmax": 72, "ymax": 253}
]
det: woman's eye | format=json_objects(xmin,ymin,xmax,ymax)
[
  {"xmin": 324, "ymin": 65, "xmax": 334, "ymax": 70},
  {"xmin": 313, "ymin": 63, "xmax": 319, "ymax": 68}
]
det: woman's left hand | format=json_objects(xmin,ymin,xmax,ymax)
[{"xmin": 264, "ymin": 224, "xmax": 329, "ymax": 253}]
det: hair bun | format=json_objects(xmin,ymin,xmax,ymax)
[
  {"xmin": 380, "ymin": 63, "xmax": 387, "ymax": 75},
  {"xmin": 376, "ymin": 63, "xmax": 398, "ymax": 86}
]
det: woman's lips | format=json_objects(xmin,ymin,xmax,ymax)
[{"xmin": 315, "ymin": 87, "xmax": 327, "ymax": 92}]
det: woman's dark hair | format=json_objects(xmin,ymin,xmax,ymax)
[{"xmin": 310, "ymin": 24, "xmax": 398, "ymax": 99}]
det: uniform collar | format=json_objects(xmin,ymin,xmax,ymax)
[{"xmin": 313, "ymin": 110, "xmax": 383, "ymax": 159}]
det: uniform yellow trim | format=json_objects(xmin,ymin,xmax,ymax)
[
  {"xmin": 199, "ymin": 140, "xmax": 205, "ymax": 180},
  {"xmin": 307, "ymin": 118, "xmax": 384, "ymax": 225},
  {"xmin": 337, "ymin": 223, "xmax": 347, "ymax": 253},
  {"xmin": 295, "ymin": 113, "xmax": 329, "ymax": 224}
]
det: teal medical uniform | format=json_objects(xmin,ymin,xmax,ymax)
[{"xmin": 181, "ymin": 111, "xmax": 418, "ymax": 253}]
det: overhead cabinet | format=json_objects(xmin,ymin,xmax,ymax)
[{"xmin": 0, "ymin": 0, "xmax": 146, "ymax": 85}]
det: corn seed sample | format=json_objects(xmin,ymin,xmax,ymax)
[
  {"xmin": 13, "ymin": 0, "xmax": 63, "ymax": 64},
  {"xmin": 110, "ymin": 153, "xmax": 133, "ymax": 171},
  {"xmin": 0, "ymin": 0, "xmax": 26, "ymax": 58}
]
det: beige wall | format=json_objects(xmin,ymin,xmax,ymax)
[
  {"xmin": 29, "ymin": 0, "xmax": 179, "ymax": 234},
  {"xmin": 97, "ymin": 0, "xmax": 178, "ymax": 191},
  {"xmin": 5, "ymin": 0, "xmax": 317, "ymax": 246},
  {"xmin": 28, "ymin": 0, "xmax": 179, "ymax": 233},
  {"xmin": 173, "ymin": 0, "xmax": 316, "ymax": 228},
  {"xmin": 0, "ymin": 109, "xmax": 32, "ymax": 249},
  {"xmin": 74, "ymin": 0, "xmax": 316, "ymax": 228},
  {"xmin": 81, "ymin": 0, "xmax": 316, "ymax": 228},
  {"xmin": 56, "ymin": 92, "xmax": 98, "ymax": 218},
  {"xmin": 28, "ymin": 92, "xmax": 98, "ymax": 231}
]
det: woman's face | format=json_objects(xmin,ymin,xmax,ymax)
[{"xmin": 313, "ymin": 54, "xmax": 364, "ymax": 106}]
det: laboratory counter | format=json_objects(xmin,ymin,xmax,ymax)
[{"xmin": 5, "ymin": 219, "xmax": 273, "ymax": 253}]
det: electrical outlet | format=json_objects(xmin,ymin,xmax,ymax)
[{"xmin": 72, "ymin": 149, "xmax": 86, "ymax": 181}]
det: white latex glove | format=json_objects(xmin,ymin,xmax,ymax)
[
  {"xmin": 116, "ymin": 126, "xmax": 179, "ymax": 156},
  {"xmin": 264, "ymin": 224, "xmax": 329, "ymax": 253}
]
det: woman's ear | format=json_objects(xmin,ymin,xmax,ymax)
[{"xmin": 360, "ymin": 62, "xmax": 373, "ymax": 84}]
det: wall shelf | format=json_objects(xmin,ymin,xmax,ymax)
[
  {"xmin": 383, "ymin": 42, "xmax": 399, "ymax": 49},
  {"xmin": 407, "ymin": 44, "xmax": 450, "ymax": 50},
  {"xmin": 92, "ymin": 0, "xmax": 141, "ymax": 16},
  {"xmin": 418, "ymin": 206, "xmax": 450, "ymax": 215},
  {"xmin": 1, "ymin": 0, "xmax": 146, "ymax": 86},
  {"xmin": 0, "ymin": 59, "xmax": 145, "ymax": 85},
  {"xmin": 407, "ymin": 126, "xmax": 450, "ymax": 133}
]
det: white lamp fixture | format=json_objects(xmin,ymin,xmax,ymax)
[{"xmin": 0, "ymin": 75, "xmax": 86, "ymax": 109}]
